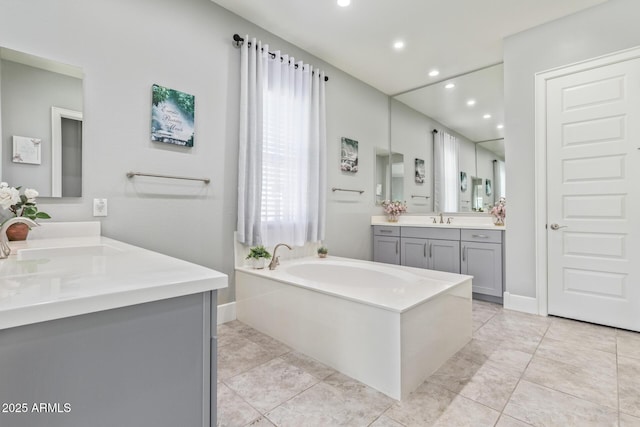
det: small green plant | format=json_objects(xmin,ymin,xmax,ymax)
[
  {"xmin": 246, "ymin": 245, "xmax": 272, "ymax": 260},
  {"xmin": 317, "ymin": 246, "xmax": 328, "ymax": 255}
]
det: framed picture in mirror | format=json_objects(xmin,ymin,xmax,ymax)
[
  {"xmin": 415, "ymin": 158, "xmax": 425, "ymax": 183},
  {"xmin": 460, "ymin": 171, "xmax": 468, "ymax": 192}
]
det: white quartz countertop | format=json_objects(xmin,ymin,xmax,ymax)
[
  {"xmin": 0, "ymin": 234, "xmax": 227, "ymax": 330},
  {"xmin": 371, "ymin": 215, "xmax": 506, "ymax": 230}
]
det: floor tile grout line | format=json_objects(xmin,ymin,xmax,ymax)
[{"xmin": 492, "ymin": 313, "xmax": 550, "ymax": 426}]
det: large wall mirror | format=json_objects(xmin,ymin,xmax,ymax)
[
  {"xmin": 387, "ymin": 63, "xmax": 505, "ymax": 213},
  {"xmin": 0, "ymin": 47, "xmax": 83, "ymax": 197}
]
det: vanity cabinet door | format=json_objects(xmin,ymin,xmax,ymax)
[
  {"xmin": 401, "ymin": 237, "xmax": 429, "ymax": 269},
  {"xmin": 373, "ymin": 235, "xmax": 400, "ymax": 265},
  {"xmin": 429, "ymin": 239, "xmax": 461, "ymax": 274},
  {"xmin": 461, "ymin": 241, "xmax": 503, "ymax": 297}
]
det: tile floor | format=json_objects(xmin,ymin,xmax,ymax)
[{"xmin": 217, "ymin": 301, "xmax": 640, "ymax": 426}]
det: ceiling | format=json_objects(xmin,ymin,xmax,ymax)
[
  {"xmin": 211, "ymin": 0, "xmax": 608, "ymax": 147},
  {"xmin": 212, "ymin": 0, "xmax": 607, "ymax": 95}
]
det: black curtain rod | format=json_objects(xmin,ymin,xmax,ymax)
[{"xmin": 233, "ymin": 34, "xmax": 329, "ymax": 82}]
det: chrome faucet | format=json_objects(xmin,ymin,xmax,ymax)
[
  {"xmin": 439, "ymin": 213, "xmax": 444, "ymax": 223},
  {"xmin": 0, "ymin": 218, "xmax": 39, "ymax": 259},
  {"xmin": 268, "ymin": 243, "xmax": 292, "ymax": 270},
  {"xmin": 447, "ymin": 217, "xmax": 453, "ymax": 224}
]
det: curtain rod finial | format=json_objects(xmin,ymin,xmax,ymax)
[{"xmin": 233, "ymin": 34, "xmax": 244, "ymax": 48}]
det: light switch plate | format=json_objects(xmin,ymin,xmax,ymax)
[{"xmin": 93, "ymin": 198, "xmax": 108, "ymax": 217}]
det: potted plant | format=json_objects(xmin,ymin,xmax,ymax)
[
  {"xmin": 317, "ymin": 246, "xmax": 328, "ymax": 258},
  {"xmin": 245, "ymin": 245, "xmax": 272, "ymax": 269},
  {"xmin": 0, "ymin": 183, "xmax": 51, "ymax": 241}
]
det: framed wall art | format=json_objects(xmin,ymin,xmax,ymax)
[
  {"xmin": 12, "ymin": 136, "xmax": 42, "ymax": 164},
  {"xmin": 151, "ymin": 84, "xmax": 195, "ymax": 147},
  {"xmin": 341, "ymin": 137, "xmax": 358, "ymax": 173}
]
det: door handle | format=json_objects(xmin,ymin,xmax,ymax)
[
  {"xmin": 472, "ymin": 234, "xmax": 489, "ymax": 238},
  {"xmin": 462, "ymin": 246, "xmax": 466, "ymax": 262},
  {"xmin": 423, "ymin": 242, "xmax": 427, "ymax": 257},
  {"xmin": 429, "ymin": 243, "xmax": 432, "ymax": 258},
  {"xmin": 550, "ymin": 223, "xmax": 568, "ymax": 230},
  {"xmin": 380, "ymin": 229, "xmax": 393, "ymax": 233},
  {"xmin": 395, "ymin": 241, "xmax": 399, "ymax": 254}
]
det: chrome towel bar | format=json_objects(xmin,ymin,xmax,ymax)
[
  {"xmin": 331, "ymin": 187, "xmax": 364, "ymax": 194},
  {"xmin": 126, "ymin": 171, "xmax": 210, "ymax": 184}
]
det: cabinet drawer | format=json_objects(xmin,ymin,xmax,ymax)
[
  {"xmin": 401, "ymin": 226, "xmax": 460, "ymax": 241},
  {"xmin": 461, "ymin": 229, "xmax": 503, "ymax": 244},
  {"xmin": 373, "ymin": 225, "xmax": 400, "ymax": 237}
]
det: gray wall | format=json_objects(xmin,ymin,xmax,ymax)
[
  {"xmin": 504, "ymin": 0, "xmax": 640, "ymax": 297},
  {"xmin": 1, "ymin": 59, "xmax": 82, "ymax": 196},
  {"xmin": 0, "ymin": 0, "xmax": 390, "ymax": 304}
]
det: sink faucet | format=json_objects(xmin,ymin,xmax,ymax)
[
  {"xmin": 0, "ymin": 218, "xmax": 39, "ymax": 259},
  {"xmin": 447, "ymin": 217, "xmax": 453, "ymax": 224},
  {"xmin": 268, "ymin": 243, "xmax": 292, "ymax": 270},
  {"xmin": 439, "ymin": 213, "xmax": 444, "ymax": 224}
]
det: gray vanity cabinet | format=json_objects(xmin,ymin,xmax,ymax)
[
  {"xmin": 461, "ymin": 229, "xmax": 503, "ymax": 302},
  {"xmin": 373, "ymin": 225, "xmax": 400, "ymax": 265},
  {"xmin": 400, "ymin": 227, "xmax": 461, "ymax": 274}
]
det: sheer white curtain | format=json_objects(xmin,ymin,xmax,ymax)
[
  {"xmin": 433, "ymin": 130, "xmax": 459, "ymax": 212},
  {"xmin": 237, "ymin": 37, "xmax": 326, "ymax": 247}
]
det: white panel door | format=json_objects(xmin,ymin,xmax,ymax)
[{"xmin": 546, "ymin": 57, "xmax": 640, "ymax": 331}]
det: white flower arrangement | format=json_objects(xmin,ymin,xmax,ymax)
[
  {"xmin": 490, "ymin": 197, "xmax": 506, "ymax": 224},
  {"xmin": 381, "ymin": 200, "xmax": 408, "ymax": 217},
  {"xmin": 0, "ymin": 182, "xmax": 51, "ymax": 221}
]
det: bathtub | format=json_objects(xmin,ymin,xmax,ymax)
[{"xmin": 235, "ymin": 256, "xmax": 472, "ymax": 400}]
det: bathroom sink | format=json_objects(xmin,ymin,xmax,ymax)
[{"xmin": 17, "ymin": 244, "xmax": 122, "ymax": 260}]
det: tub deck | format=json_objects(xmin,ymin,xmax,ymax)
[{"xmin": 235, "ymin": 256, "xmax": 472, "ymax": 400}]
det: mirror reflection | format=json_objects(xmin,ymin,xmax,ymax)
[
  {"xmin": 389, "ymin": 63, "xmax": 505, "ymax": 213},
  {"xmin": 0, "ymin": 47, "xmax": 83, "ymax": 197}
]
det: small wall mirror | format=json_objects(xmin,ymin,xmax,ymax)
[
  {"xmin": 375, "ymin": 148, "xmax": 390, "ymax": 204},
  {"xmin": 390, "ymin": 152, "xmax": 404, "ymax": 201},
  {"xmin": 471, "ymin": 177, "xmax": 484, "ymax": 211},
  {"xmin": 0, "ymin": 47, "xmax": 84, "ymax": 197}
]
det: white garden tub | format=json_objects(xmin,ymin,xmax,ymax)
[{"xmin": 235, "ymin": 256, "xmax": 472, "ymax": 400}]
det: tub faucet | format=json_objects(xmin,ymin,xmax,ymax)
[
  {"xmin": 0, "ymin": 218, "xmax": 39, "ymax": 259},
  {"xmin": 269, "ymin": 243, "xmax": 292, "ymax": 270}
]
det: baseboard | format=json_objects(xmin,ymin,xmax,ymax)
[
  {"xmin": 217, "ymin": 302, "xmax": 237, "ymax": 325},
  {"xmin": 503, "ymin": 292, "xmax": 539, "ymax": 315}
]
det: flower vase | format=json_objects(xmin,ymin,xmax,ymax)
[
  {"xmin": 387, "ymin": 214, "xmax": 399, "ymax": 223},
  {"xmin": 6, "ymin": 222, "xmax": 30, "ymax": 241},
  {"xmin": 494, "ymin": 217, "xmax": 505, "ymax": 226}
]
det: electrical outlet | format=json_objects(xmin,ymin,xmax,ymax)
[{"xmin": 93, "ymin": 198, "xmax": 108, "ymax": 217}]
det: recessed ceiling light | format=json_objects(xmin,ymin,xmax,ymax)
[
  {"xmin": 444, "ymin": 83, "xmax": 455, "ymax": 89},
  {"xmin": 466, "ymin": 99, "xmax": 476, "ymax": 106},
  {"xmin": 337, "ymin": 0, "xmax": 351, "ymax": 6},
  {"xmin": 393, "ymin": 40, "xmax": 405, "ymax": 50},
  {"xmin": 483, "ymin": 114, "xmax": 492, "ymax": 119},
  {"xmin": 428, "ymin": 70, "xmax": 440, "ymax": 77},
  {"xmin": 497, "ymin": 124, "xmax": 504, "ymax": 129}
]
